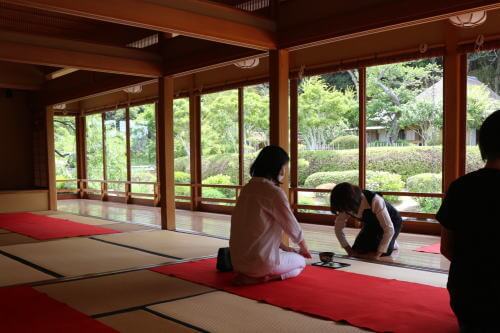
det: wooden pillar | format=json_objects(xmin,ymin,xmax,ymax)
[
  {"xmin": 158, "ymin": 76, "xmax": 176, "ymax": 230},
  {"xmin": 289, "ymin": 78, "xmax": 299, "ymax": 211},
  {"xmin": 75, "ymin": 113, "xmax": 87, "ymax": 198},
  {"xmin": 101, "ymin": 113, "xmax": 108, "ymax": 201},
  {"xmin": 189, "ymin": 93, "xmax": 202, "ymax": 211},
  {"xmin": 269, "ymin": 49, "xmax": 290, "ymax": 246},
  {"xmin": 238, "ymin": 87, "xmax": 245, "ymax": 187},
  {"xmin": 45, "ymin": 107, "xmax": 57, "ymax": 210},
  {"xmin": 125, "ymin": 105, "xmax": 132, "ymax": 203},
  {"xmin": 443, "ymin": 25, "xmax": 467, "ymax": 191},
  {"xmin": 358, "ymin": 68, "xmax": 367, "ymax": 189}
]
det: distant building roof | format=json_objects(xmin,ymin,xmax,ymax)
[{"xmin": 416, "ymin": 76, "xmax": 500, "ymax": 105}]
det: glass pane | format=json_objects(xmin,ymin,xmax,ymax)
[
  {"xmin": 466, "ymin": 50, "xmax": 500, "ymax": 173},
  {"xmin": 243, "ymin": 84, "xmax": 270, "ymax": 184},
  {"xmin": 104, "ymin": 109, "xmax": 127, "ymax": 193},
  {"xmin": 366, "ymin": 57, "xmax": 444, "ymax": 212},
  {"xmin": 85, "ymin": 114, "xmax": 103, "ymax": 190},
  {"xmin": 174, "ymin": 98, "xmax": 191, "ymax": 197},
  {"xmin": 201, "ymin": 90, "xmax": 238, "ymax": 203},
  {"xmin": 298, "ymin": 71, "xmax": 360, "ymax": 202},
  {"xmin": 130, "ymin": 103, "xmax": 157, "ymax": 196},
  {"xmin": 54, "ymin": 116, "xmax": 77, "ymax": 190}
]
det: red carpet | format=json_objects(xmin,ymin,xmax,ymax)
[
  {"xmin": 0, "ymin": 213, "xmax": 120, "ymax": 240},
  {"xmin": 151, "ymin": 259, "xmax": 458, "ymax": 333},
  {"xmin": 0, "ymin": 286, "xmax": 117, "ymax": 332},
  {"xmin": 414, "ymin": 243, "xmax": 441, "ymax": 254}
]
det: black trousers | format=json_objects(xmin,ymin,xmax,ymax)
[{"xmin": 352, "ymin": 217, "xmax": 402, "ymax": 255}]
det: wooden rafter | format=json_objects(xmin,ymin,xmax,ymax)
[
  {"xmin": 3, "ymin": 0, "xmax": 276, "ymax": 50},
  {"xmin": 0, "ymin": 31, "xmax": 162, "ymax": 77}
]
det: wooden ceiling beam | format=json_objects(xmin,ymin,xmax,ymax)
[
  {"xmin": 3, "ymin": 0, "xmax": 276, "ymax": 50},
  {"xmin": 162, "ymin": 36, "xmax": 264, "ymax": 77},
  {"xmin": 40, "ymin": 71, "xmax": 155, "ymax": 106},
  {"xmin": 0, "ymin": 61, "xmax": 44, "ymax": 90},
  {"xmin": 45, "ymin": 68, "xmax": 79, "ymax": 80},
  {"xmin": 279, "ymin": 0, "xmax": 500, "ymax": 49},
  {"xmin": 0, "ymin": 31, "xmax": 162, "ymax": 77}
]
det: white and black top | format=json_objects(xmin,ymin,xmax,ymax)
[{"xmin": 334, "ymin": 190, "xmax": 402, "ymax": 254}]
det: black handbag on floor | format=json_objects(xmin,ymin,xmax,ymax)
[{"xmin": 216, "ymin": 247, "xmax": 233, "ymax": 272}]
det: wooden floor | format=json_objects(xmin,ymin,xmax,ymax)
[{"xmin": 58, "ymin": 199, "xmax": 450, "ymax": 271}]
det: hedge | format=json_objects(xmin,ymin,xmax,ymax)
[
  {"xmin": 202, "ymin": 174, "xmax": 235, "ymax": 198},
  {"xmin": 330, "ymin": 135, "xmax": 359, "ymax": 149},
  {"xmin": 304, "ymin": 170, "xmax": 404, "ymax": 193},
  {"xmin": 406, "ymin": 173, "xmax": 442, "ymax": 213},
  {"xmin": 174, "ymin": 146, "xmax": 483, "ymax": 186}
]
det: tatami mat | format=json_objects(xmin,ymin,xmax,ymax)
[
  {"xmin": 311, "ymin": 256, "xmax": 448, "ymax": 287},
  {"xmin": 0, "ymin": 238, "xmax": 174, "ymax": 277},
  {"xmin": 0, "ymin": 254, "xmax": 54, "ymax": 287},
  {"xmin": 150, "ymin": 291, "xmax": 367, "ymax": 333},
  {"xmin": 53, "ymin": 214, "xmax": 119, "ymax": 226},
  {"xmin": 36, "ymin": 270, "xmax": 213, "ymax": 316},
  {"xmin": 0, "ymin": 233, "xmax": 37, "ymax": 246},
  {"xmin": 98, "ymin": 310, "xmax": 200, "ymax": 333},
  {"xmin": 94, "ymin": 230, "xmax": 228, "ymax": 259}
]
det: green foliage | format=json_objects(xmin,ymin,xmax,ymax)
[
  {"xmin": 467, "ymin": 85, "xmax": 500, "ymax": 129},
  {"xmin": 202, "ymin": 174, "xmax": 235, "ymax": 198},
  {"xmin": 202, "ymin": 187, "xmax": 227, "ymax": 199},
  {"xmin": 299, "ymin": 76, "xmax": 358, "ymax": 148},
  {"xmin": 304, "ymin": 170, "xmax": 404, "ymax": 204},
  {"xmin": 175, "ymin": 171, "xmax": 190, "ymax": 183},
  {"xmin": 86, "ymin": 114, "xmax": 104, "ymax": 181},
  {"xmin": 330, "ymin": 135, "xmax": 359, "ymax": 149},
  {"xmin": 304, "ymin": 170, "xmax": 404, "ymax": 192},
  {"xmin": 300, "ymin": 146, "xmax": 443, "ymax": 183},
  {"xmin": 406, "ymin": 173, "xmax": 442, "ymax": 213},
  {"xmin": 465, "ymin": 146, "xmax": 483, "ymax": 172},
  {"xmin": 54, "ymin": 116, "xmax": 77, "ymax": 180}
]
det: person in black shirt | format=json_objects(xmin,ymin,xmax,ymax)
[{"xmin": 436, "ymin": 110, "xmax": 500, "ymax": 333}]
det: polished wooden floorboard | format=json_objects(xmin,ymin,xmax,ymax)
[{"xmin": 57, "ymin": 199, "xmax": 449, "ymax": 271}]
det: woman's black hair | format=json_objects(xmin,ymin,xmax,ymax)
[
  {"xmin": 330, "ymin": 182, "xmax": 362, "ymax": 214},
  {"xmin": 249, "ymin": 145, "xmax": 289, "ymax": 185},
  {"xmin": 479, "ymin": 110, "xmax": 500, "ymax": 162}
]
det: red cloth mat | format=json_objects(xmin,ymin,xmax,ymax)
[
  {"xmin": 0, "ymin": 212, "xmax": 120, "ymax": 240},
  {"xmin": 414, "ymin": 243, "xmax": 441, "ymax": 254},
  {"xmin": 151, "ymin": 259, "xmax": 458, "ymax": 333},
  {"xmin": 0, "ymin": 286, "xmax": 117, "ymax": 332}
]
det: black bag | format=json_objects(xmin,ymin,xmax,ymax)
[{"xmin": 216, "ymin": 247, "xmax": 233, "ymax": 272}]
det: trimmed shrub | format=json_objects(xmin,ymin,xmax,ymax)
[
  {"xmin": 301, "ymin": 146, "xmax": 443, "ymax": 183},
  {"xmin": 465, "ymin": 146, "xmax": 483, "ymax": 173},
  {"xmin": 202, "ymin": 187, "xmax": 226, "ymax": 199},
  {"xmin": 175, "ymin": 146, "xmax": 483, "ymax": 187},
  {"xmin": 174, "ymin": 171, "xmax": 190, "ymax": 183},
  {"xmin": 331, "ymin": 135, "xmax": 359, "ymax": 149},
  {"xmin": 202, "ymin": 174, "xmax": 234, "ymax": 198},
  {"xmin": 304, "ymin": 170, "xmax": 404, "ymax": 203},
  {"xmin": 406, "ymin": 173, "xmax": 442, "ymax": 213}
]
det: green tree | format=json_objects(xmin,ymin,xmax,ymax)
[
  {"xmin": 366, "ymin": 59, "xmax": 442, "ymax": 143},
  {"xmin": 298, "ymin": 76, "xmax": 357, "ymax": 149}
]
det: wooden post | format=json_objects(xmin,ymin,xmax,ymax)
[
  {"xmin": 45, "ymin": 107, "xmax": 57, "ymax": 210},
  {"xmin": 289, "ymin": 78, "xmax": 299, "ymax": 211},
  {"xmin": 189, "ymin": 93, "xmax": 202, "ymax": 211},
  {"xmin": 269, "ymin": 49, "xmax": 290, "ymax": 246},
  {"xmin": 238, "ymin": 87, "xmax": 245, "ymax": 187},
  {"xmin": 443, "ymin": 25, "xmax": 467, "ymax": 191},
  {"xmin": 101, "ymin": 113, "xmax": 108, "ymax": 201},
  {"xmin": 154, "ymin": 102, "xmax": 161, "ymax": 206},
  {"xmin": 358, "ymin": 68, "xmax": 367, "ymax": 189},
  {"xmin": 75, "ymin": 113, "xmax": 87, "ymax": 199},
  {"xmin": 125, "ymin": 105, "xmax": 132, "ymax": 203},
  {"xmin": 158, "ymin": 76, "xmax": 176, "ymax": 230}
]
